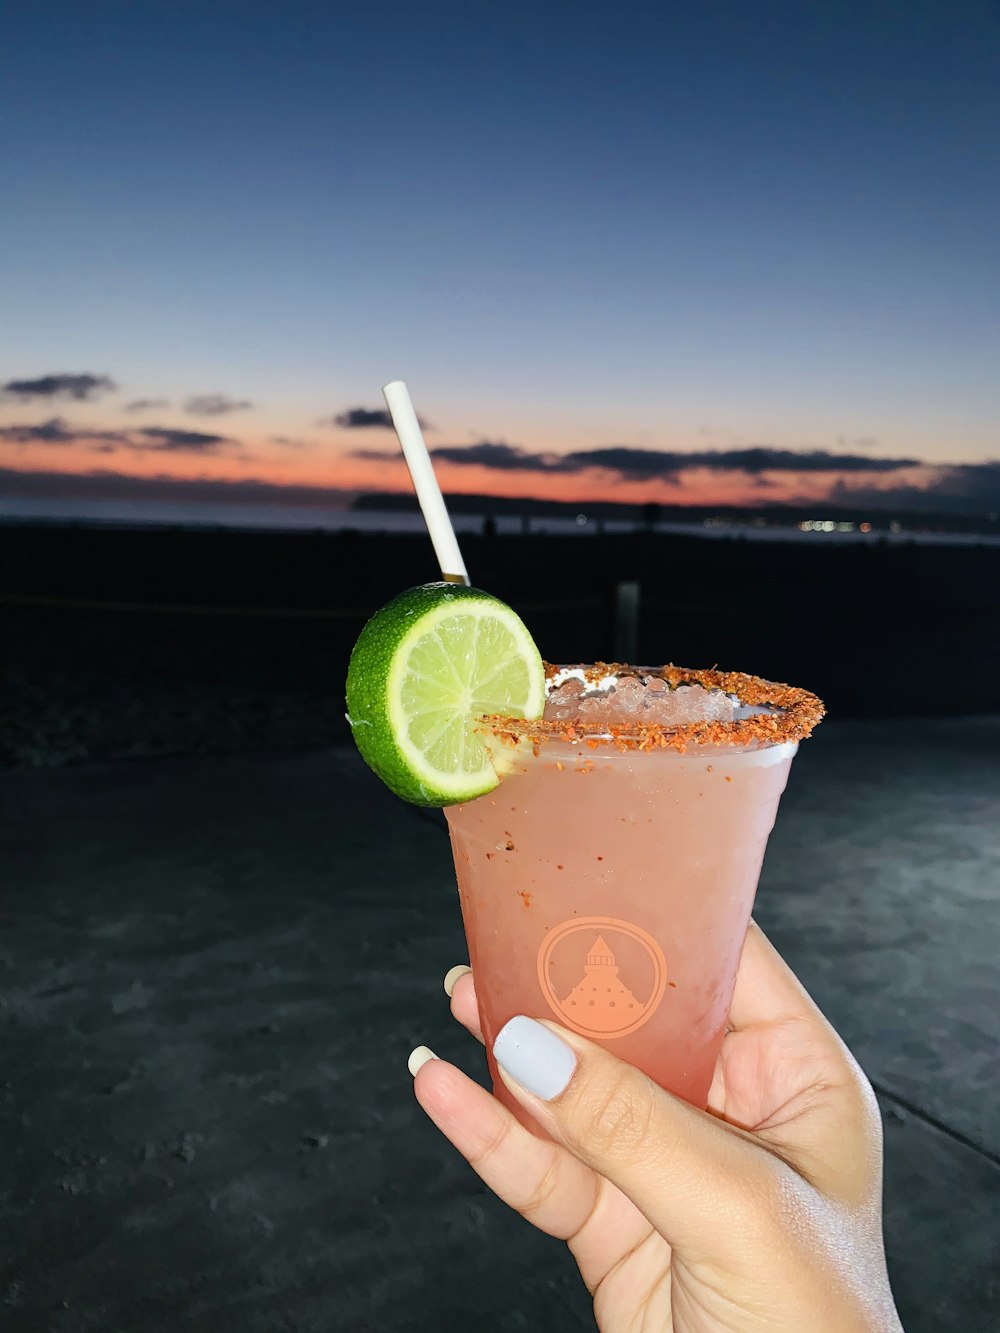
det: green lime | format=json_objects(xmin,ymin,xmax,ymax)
[{"xmin": 345, "ymin": 582, "xmax": 545, "ymax": 807}]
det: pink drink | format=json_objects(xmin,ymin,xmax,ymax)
[{"xmin": 444, "ymin": 666, "xmax": 822, "ymax": 1119}]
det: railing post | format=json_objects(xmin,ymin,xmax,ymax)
[{"xmin": 613, "ymin": 580, "xmax": 640, "ymax": 661}]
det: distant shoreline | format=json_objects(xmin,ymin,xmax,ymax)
[{"xmin": 2, "ymin": 497, "xmax": 998, "ymax": 548}]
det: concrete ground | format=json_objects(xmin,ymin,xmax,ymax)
[{"xmin": 0, "ymin": 719, "xmax": 997, "ymax": 1331}]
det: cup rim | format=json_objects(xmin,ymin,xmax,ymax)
[{"xmin": 480, "ymin": 662, "xmax": 825, "ymax": 753}]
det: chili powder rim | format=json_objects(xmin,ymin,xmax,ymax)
[{"xmin": 479, "ymin": 662, "xmax": 825, "ymax": 754}]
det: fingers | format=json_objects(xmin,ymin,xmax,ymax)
[
  {"xmin": 422, "ymin": 971, "xmax": 660, "ymax": 1293},
  {"xmin": 444, "ymin": 966, "xmax": 482, "ymax": 1043},
  {"xmin": 727, "ymin": 921, "xmax": 831, "ymax": 1030},
  {"xmin": 442, "ymin": 964, "xmax": 471, "ymax": 997},
  {"xmin": 410, "ymin": 1052, "xmax": 604, "ymax": 1243},
  {"xmin": 435, "ymin": 953, "xmax": 881, "ymax": 1280},
  {"xmin": 445, "ymin": 953, "xmax": 874, "ymax": 1217},
  {"xmin": 492, "ymin": 1015, "xmax": 780, "ymax": 1265},
  {"xmin": 726, "ymin": 926, "xmax": 883, "ymax": 1203}
]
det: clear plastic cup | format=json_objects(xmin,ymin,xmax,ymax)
[{"xmin": 444, "ymin": 664, "xmax": 823, "ymax": 1123}]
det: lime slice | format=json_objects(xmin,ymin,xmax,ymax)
[{"xmin": 345, "ymin": 582, "xmax": 545, "ymax": 807}]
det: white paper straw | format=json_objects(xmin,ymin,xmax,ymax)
[{"xmin": 382, "ymin": 380, "xmax": 469, "ymax": 585}]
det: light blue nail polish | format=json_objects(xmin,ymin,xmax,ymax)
[{"xmin": 493, "ymin": 1016, "xmax": 577, "ymax": 1100}]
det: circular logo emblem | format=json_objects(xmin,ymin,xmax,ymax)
[{"xmin": 537, "ymin": 916, "xmax": 668, "ymax": 1039}]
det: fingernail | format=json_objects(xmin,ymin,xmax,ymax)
[
  {"xmin": 493, "ymin": 1017, "xmax": 576, "ymax": 1101},
  {"xmin": 407, "ymin": 1045, "xmax": 438, "ymax": 1076},
  {"xmin": 443, "ymin": 964, "xmax": 472, "ymax": 997}
]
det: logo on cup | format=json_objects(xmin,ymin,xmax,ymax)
[{"xmin": 537, "ymin": 917, "xmax": 668, "ymax": 1039}]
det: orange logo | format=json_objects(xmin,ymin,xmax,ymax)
[{"xmin": 537, "ymin": 917, "xmax": 668, "ymax": 1039}]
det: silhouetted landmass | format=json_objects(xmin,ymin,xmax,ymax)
[
  {"xmin": 352, "ymin": 490, "xmax": 1000, "ymax": 536},
  {"xmin": 2, "ymin": 522, "xmax": 998, "ymax": 767}
]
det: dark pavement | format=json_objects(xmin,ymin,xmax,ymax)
[{"xmin": 1, "ymin": 720, "xmax": 998, "ymax": 1331}]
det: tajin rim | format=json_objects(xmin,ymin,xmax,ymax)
[{"xmin": 480, "ymin": 662, "xmax": 825, "ymax": 753}]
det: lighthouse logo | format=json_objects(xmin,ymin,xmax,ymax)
[{"xmin": 537, "ymin": 917, "xmax": 668, "ymax": 1039}]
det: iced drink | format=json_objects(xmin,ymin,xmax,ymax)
[{"xmin": 444, "ymin": 664, "xmax": 823, "ymax": 1120}]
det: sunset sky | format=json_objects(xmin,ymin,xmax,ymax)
[{"xmin": 2, "ymin": 1, "xmax": 998, "ymax": 514}]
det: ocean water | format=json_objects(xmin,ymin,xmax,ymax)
[{"xmin": 0, "ymin": 495, "xmax": 996, "ymax": 547}]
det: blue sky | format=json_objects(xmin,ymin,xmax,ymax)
[{"xmin": 2, "ymin": 0, "xmax": 998, "ymax": 511}]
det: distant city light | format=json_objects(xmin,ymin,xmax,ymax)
[{"xmin": 799, "ymin": 519, "xmax": 861, "ymax": 534}]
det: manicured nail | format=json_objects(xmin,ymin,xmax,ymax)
[
  {"xmin": 443, "ymin": 964, "xmax": 472, "ymax": 997},
  {"xmin": 493, "ymin": 1017, "xmax": 576, "ymax": 1101},
  {"xmin": 408, "ymin": 1045, "xmax": 438, "ymax": 1076}
]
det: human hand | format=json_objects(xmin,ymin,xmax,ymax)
[{"xmin": 409, "ymin": 923, "xmax": 903, "ymax": 1332}]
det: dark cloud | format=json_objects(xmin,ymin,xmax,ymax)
[
  {"xmin": 551, "ymin": 444, "xmax": 920, "ymax": 478},
  {"xmin": 2, "ymin": 373, "xmax": 116, "ymax": 402},
  {"xmin": 355, "ymin": 440, "xmax": 923, "ymax": 481},
  {"xmin": 183, "ymin": 394, "xmax": 253, "ymax": 416},
  {"xmin": 327, "ymin": 408, "xmax": 392, "ymax": 429},
  {"xmin": 0, "ymin": 418, "xmax": 234, "ymax": 455},
  {"xmin": 429, "ymin": 441, "xmax": 549, "ymax": 471},
  {"xmin": 325, "ymin": 407, "xmax": 430, "ymax": 430},
  {"xmin": 125, "ymin": 397, "xmax": 170, "ymax": 412},
  {"xmin": 133, "ymin": 427, "xmax": 233, "ymax": 453},
  {"xmin": 682, "ymin": 446, "xmax": 919, "ymax": 476},
  {"xmin": 349, "ymin": 441, "xmax": 548, "ymax": 470},
  {"xmin": 828, "ymin": 462, "xmax": 1000, "ymax": 514},
  {"xmin": 0, "ymin": 417, "xmax": 128, "ymax": 446}
]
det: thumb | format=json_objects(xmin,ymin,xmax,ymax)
[{"xmin": 492, "ymin": 1015, "xmax": 777, "ymax": 1262}]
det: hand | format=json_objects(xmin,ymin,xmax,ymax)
[{"xmin": 409, "ymin": 923, "xmax": 903, "ymax": 1332}]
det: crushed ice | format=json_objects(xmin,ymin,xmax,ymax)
[{"xmin": 543, "ymin": 675, "xmax": 736, "ymax": 726}]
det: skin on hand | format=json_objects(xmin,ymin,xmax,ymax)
[{"xmin": 412, "ymin": 923, "xmax": 903, "ymax": 1333}]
